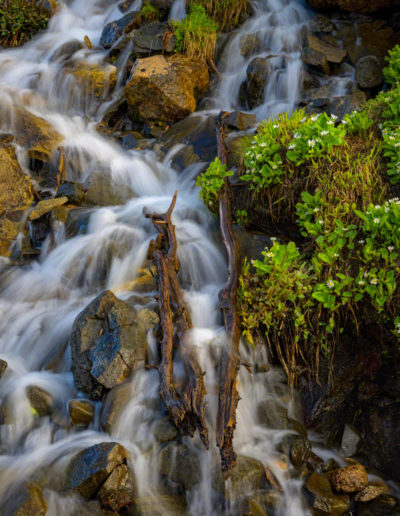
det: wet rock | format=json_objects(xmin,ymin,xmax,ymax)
[
  {"xmin": 70, "ymin": 291, "xmax": 151, "ymax": 399},
  {"xmin": 84, "ymin": 167, "xmax": 135, "ymax": 207},
  {"xmin": 310, "ymin": 14, "xmax": 334, "ymax": 33},
  {"xmin": 289, "ymin": 436, "xmax": 312, "ymax": 467},
  {"xmin": 224, "ymin": 111, "xmax": 257, "ymax": 131},
  {"xmin": 331, "ymin": 493, "xmax": 350, "ymax": 516},
  {"xmin": 100, "ymin": 11, "xmax": 141, "ymax": 49},
  {"xmin": 304, "ymin": 33, "xmax": 347, "ymax": 65},
  {"xmin": 50, "ymin": 40, "xmax": 84, "ymax": 62},
  {"xmin": 125, "ymin": 55, "xmax": 209, "ymax": 124},
  {"xmin": 0, "ymin": 482, "xmax": 47, "ymax": 516},
  {"xmin": 355, "ymin": 55, "xmax": 383, "ymax": 89},
  {"xmin": 0, "ymin": 359, "xmax": 7, "ymax": 380},
  {"xmin": 133, "ymin": 494, "xmax": 186, "ymax": 515},
  {"xmin": 239, "ymin": 33, "xmax": 260, "ymax": 57},
  {"xmin": 131, "ymin": 22, "xmax": 175, "ymax": 56},
  {"xmin": 328, "ymin": 464, "xmax": 368, "ymax": 493},
  {"xmin": 37, "ymin": 0, "xmax": 57, "ymax": 17},
  {"xmin": 56, "ymin": 182, "xmax": 85, "ymax": 205},
  {"xmin": 213, "ymin": 455, "xmax": 266, "ymax": 499},
  {"xmin": 341, "ymin": 424, "xmax": 360, "ymax": 457},
  {"xmin": 168, "ymin": 144, "xmax": 200, "ymax": 172},
  {"xmin": 257, "ymin": 398, "xmax": 289, "ymax": 429},
  {"xmin": 153, "ymin": 416, "xmax": 178, "ymax": 443},
  {"xmin": 26, "ymin": 385, "xmax": 53, "ymax": 416},
  {"xmin": 66, "ymin": 442, "xmax": 129, "ymax": 498},
  {"xmin": 65, "ymin": 208, "xmax": 91, "ymax": 237},
  {"xmin": 302, "ymin": 46, "xmax": 330, "ymax": 74},
  {"xmin": 159, "ymin": 442, "xmax": 201, "ymax": 490},
  {"xmin": 245, "ymin": 57, "xmax": 269, "ymax": 109},
  {"xmin": 356, "ymin": 494, "xmax": 400, "ymax": 515},
  {"xmin": 28, "ymin": 197, "xmax": 68, "ymax": 221},
  {"xmin": 306, "ymin": 0, "xmax": 400, "ymax": 13},
  {"xmin": 97, "ymin": 463, "xmax": 135, "ymax": 511},
  {"xmin": 69, "ymin": 399, "xmax": 95, "ymax": 427},
  {"xmin": 305, "ymin": 472, "xmax": 333, "ymax": 515},
  {"xmin": 0, "ymin": 145, "xmax": 34, "ymax": 257},
  {"xmin": 66, "ymin": 62, "xmax": 117, "ymax": 98},
  {"xmin": 355, "ymin": 485, "xmax": 386, "ymax": 502},
  {"xmin": 100, "ymin": 382, "xmax": 133, "ymax": 433}
]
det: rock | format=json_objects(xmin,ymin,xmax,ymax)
[
  {"xmin": 56, "ymin": 182, "xmax": 85, "ymax": 205},
  {"xmin": 0, "ymin": 482, "xmax": 47, "ymax": 516},
  {"xmin": 0, "ymin": 359, "xmax": 7, "ymax": 380},
  {"xmin": 0, "ymin": 145, "xmax": 33, "ymax": 257},
  {"xmin": 302, "ymin": 47, "xmax": 330, "ymax": 75},
  {"xmin": 257, "ymin": 398, "xmax": 289, "ymax": 429},
  {"xmin": 159, "ymin": 442, "xmax": 201, "ymax": 490},
  {"xmin": 69, "ymin": 399, "xmax": 95, "ymax": 427},
  {"xmin": 305, "ymin": 33, "xmax": 347, "ymax": 65},
  {"xmin": 83, "ymin": 168, "xmax": 135, "ymax": 206},
  {"xmin": 100, "ymin": 11, "xmax": 141, "ymax": 49},
  {"xmin": 305, "ymin": 472, "xmax": 333, "ymax": 515},
  {"xmin": 328, "ymin": 89, "xmax": 367, "ymax": 119},
  {"xmin": 130, "ymin": 22, "xmax": 174, "ymax": 56},
  {"xmin": 28, "ymin": 197, "xmax": 68, "ymax": 221},
  {"xmin": 341, "ymin": 424, "xmax": 360, "ymax": 457},
  {"xmin": 310, "ymin": 14, "xmax": 334, "ymax": 33},
  {"xmin": 328, "ymin": 464, "xmax": 368, "ymax": 493},
  {"xmin": 245, "ymin": 57, "xmax": 269, "ymax": 109},
  {"xmin": 355, "ymin": 55, "xmax": 383, "ymax": 89},
  {"xmin": 167, "ymin": 144, "xmax": 200, "ymax": 172},
  {"xmin": 331, "ymin": 493, "xmax": 350, "ymax": 516},
  {"xmin": 66, "ymin": 442, "xmax": 129, "ymax": 499},
  {"xmin": 70, "ymin": 291, "xmax": 150, "ymax": 399},
  {"xmin": 66, "ymin": 62, "xmax": 117, "ymax": 98},
  {"xmin": 50, "ymin": 40, "xmax": 84, "ymax": 62},
  {"xmin": 153, "ymin": 416, "xmax": 178, "ymax": 443},
  {"xmin": 97, "ymin": 463, "xmax": 135, "ymax": 511},
  {"xmin": 239, "ymin": 33, "xmax": 260, "ymax": 57},
  {"xmin": 355, "ymin": 485, "xmax": 386, "ymax": 502},
  {"xmin": 26, "ymin": 386, "xmax": 53, "ymax": 416},
  {"xmin": 37, "ymin": 0, "xmax": 57, "ymax": 17},
  {"xmin": 224, "ymin": 111, "xmax": 257, "ymax": 131},
  {"xmin": 213, "ymin": 455, "xmax": 266, "ymax": 500},
  {"xmin": 289, "ymin": 436, "xmax": 312, "ymax": 467},
  {"xmin": 133, "ymin": 494, "xmax": 186, "ymax": 515},
  {"xmin": 306, "ymin": 0, "xmax": 400, "ymax": 13},
  {"xmin": 125, "ymin": 55, "xmax": 209, "ymax": 124},
  {"xmin": 100, "ymin": 382, "xmax": 133, "ymax": 433},
  {"xmin": 356, "ymin": 494, "xmax": 400, "ymax": 515}
]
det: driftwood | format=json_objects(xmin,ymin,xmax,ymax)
[
  {"xmin": 215, "ymin": 112, "xmax": 242, "ymax": 479},
  {"xmin": 146, "ymin": 193, "xmax": 209, "ymax": 448}
]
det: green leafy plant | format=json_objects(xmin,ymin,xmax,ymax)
[
  {"xmin": 195, "ymin": 157, "xmax": 233, "ymax": 211},
  {"xmin": 172, "ymin": 3, "xmax": 218, "ymax": 62},
  {"xmin": 383, "ymin": 44, "xmax": 400, "ymax": 86},
  {"xmin": 235, "ymin": 209, "xmax": 248, "ymax": 226},
  {"xmin": 0, "ymin": 0, "xmax": 49, "ymax": 46},
  {"xmin": 140, "ymin": 1, "xmax": 160, "ymax": 21},
  {"xmin": 342, "ymin": 110, "xmax": 374, "ymax": 135},
  {"xmin": 189, "ymin": 0, "xmax": 247, "ymax": 31}
]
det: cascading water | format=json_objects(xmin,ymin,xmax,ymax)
[{"xmin": 0, "ymin": 0, "xmax": 362, "ymax": 515}]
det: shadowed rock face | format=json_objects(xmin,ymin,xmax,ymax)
[
  {"xmin": 70, "ymin": 290, "xmax": 152, "ymax": 399},
  {"xmin": 307, "ymin": 0, "xmax": 400, "ymax": 13},
  {"xmin": 0, "ymin": 482, "xmax": 47, "ymax": 516}
]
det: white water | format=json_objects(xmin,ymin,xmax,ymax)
[{"xmin": 0, "ymin": 0, "xmax": 330, "ymax": 514}]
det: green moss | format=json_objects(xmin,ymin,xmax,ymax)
[
  {"xmin": 140, "ymin": 1, "xmax": 160, "ymax": 22},
  {"xmin": 188, "ymin": 0, "xmax": 247, "ymax": 31},
  {"xmin": 0, "ymin": 0, "xmax": 49, "ymax": 47}
]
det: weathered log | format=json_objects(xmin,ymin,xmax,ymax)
[
  {"xmin": 146, "ymin": 193, "xmax": 209, "ymax": 447},
  {"xmin": 215, "ymin": 112, "xmax": 242, "ymax": 479}
]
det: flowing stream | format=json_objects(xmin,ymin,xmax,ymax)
[{"xmin": 0, "ymin": 0, "xmax": 340, "ymax": 514}]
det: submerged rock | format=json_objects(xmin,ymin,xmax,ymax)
[
  {"xmin": 0, "ymin": 145, "xmax": 33, "ymax": 257},
  {"xmin": 153, "ymin": 416, "xmax": 178, "ymax": 443},
  {"xmin": 70, "ymin": 291, "xmax": 152, "ymax": 399},
  {"xmin": 83, "ymin": 167, "xmax": 135, "ymax": 206},
  {"xmin": 125, "ymin": 55, "xmax": 209, "ymax": 124},
  {"xmin": 239, "ymin": 33, "xmax": 260, "ymax": 57},
  {"xmin": 0, "ymin": 359, "xmax": 7, "ymax": 380},
  {"xmin": 0, "ymin": 482, "xmax": 47, "ymax": 516}
]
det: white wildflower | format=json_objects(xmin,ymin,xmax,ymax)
[
  {"xmin": 308, "ymin": 139, "xmax": 316, "ymax": 147},
  {"xmin": 321, "ymin": 130, "xmax": 329, "ymax": 136},
  {"xmin": 373, "ymin": 218, "xmax": 380, "ymax": 224},
  {"xmin": 370, "ymin": 278, "xmax": 378, "ymax": 285},
  {"xmin": 326, "ymin": 280, "xmax": 335, "ymax": 289}
]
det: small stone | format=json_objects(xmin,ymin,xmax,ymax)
[
  {"xmin": 224, "ymin": 111, "xmax": 257, "ymax": 131},
  {"xmin": 100, "ymin": 11, "xmax": 141, "ymax": 49},
  {"xmin": 26, "ymin": 385, "xmax": 53, "ymax": 416},
  {"xmin": 305, "ymin": 472, "xmax": 333, "ymax": 515},
  {"xmin": 153, "ymin": 416, "xmax": 178, "ymax": 443},
  {"xmin": 355, "ymin": 55, "xmax": 383, "ymax": 89},
  {"xmin": 328, "ymin": 464, "xmax": 368, "ymax": 493},
  {"xmin": 28, "ymin": 197, "xmax": 68, "ymax": 221},
  {"xmin": 355, "ymin": 485, "xmax": 386, "ymax": 502},
  {"xmin": 341, "ymin": 424, "xmax": 360, "ymax": 457},
  {"xmin": 239, "ymin": 33, "xmax": 260, "ymax": 57},
  {"xmin": 289, "ymin": 436, "xmax": 312, "ymax": 467},
  {"xmin": 69, "ymin": 399, "xmax": 94, "ymax": 427},
  {"xmin": 56, "ymin": 182, "xmax": 85, "ymax": 205}
]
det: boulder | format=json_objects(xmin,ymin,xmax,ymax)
[
  {"xmin": 0, "ymin": 482, "xmax": 47, "ymax": 516},
  {"xmin": 100, "ymin": 11, "xmax": 141, "ymax": 49},
  {"xmin": 70, "ymin": 291, "xmax": 152, "ymax": 399},
  {"xmin": 26, "ymin": 386, "xmax": 53, "ymax": 416},
  {"xmin": 0, "ymin": 145, "xmax": 33, "ymax": 257},
  {"xmin": 327, "ymin": 464, "xmax": 368, "ymax": 493},
  {"xmin": 159, "ymin": 442, "xmax": 201, "ymax": 490},
  {"xmin": 130, "ymin": 22, "xmax": 175, "ymax": 56},
  {"xmin": 66, "ymin": 442, "xmax": 129, "ymax": 499},
  {"xmin": 257, "ymin": 398, "xmax": 289, "ymax": 429},
  {"xmin": 306, "ymin": 0, "xmax": 400, "ymax": 13},
  {"xmin": 245, "ymin": 57, "xmax": 269, "ymax": 108},
  {"xmin": 355, "ymin": 55, "xmax": 383, "ymax": 89},
  {"xmin": 97, "ymin": 463, "xmax": 135, "ymax": 511},
  {"xmin": 28, "ymin": 197, "xmax": 68, "ymax": 221},
  {"xmin": 239, "ymin": 33, "xmax": 260, "ymax": 57},
  {"xmin": 305, "ymin": 472, "xmax": 333, "ymax": 515},
  {"xmin": 50, "ymin": 40, "xmax": 84, "ymax": 63},
  {"xmin": 69, "ymin": 399, "xmax": 95, "ymax": 427},
  {"xmin": 304, "ymin": 32, "xmax": 347, "ymax": 66},
  {"xmin": 83, "ymin": 168, "xmax": 135, "ymax": 206},
  {"xmin": 153, "ymin": 416, "xmax": 178, "ymax": 443},
  {"xmin": 66, "ymin": 62, "xmax": 117, "ymax": 98},
  {"xmin": 100, "ymin": 382, "xmax": 133, "ymax": 433},
  {"xmin": 213, "ymin": 455, "xmax": 266, "ymax": 500},
  {"xmin": 56, "ymin": 182, "xmax": 85, "ymax": 205},
  {"xmin": 124, "ymin": 55, "xmax": 209, "ymax": 124}
]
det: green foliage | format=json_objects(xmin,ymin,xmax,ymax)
[
  {"xmin": 195, "ymin": 157, "xmax": 233, "ymax": 211},
  {"xmin": 190, "ymin": 0, "xmax": 247, "ymax": 31},
  {"xmin": 0, "ymin": 0, "xmax": 49, "ymax": 46},
  {"xmin": 383, "ymin": 45, "xmax": 400, "ymax": 86},
  {"xmin": 235, "ymin": 209, "xmax": 248, "ymax": 226},
  {"xmin": 172, "ymin": 3, "xmax": 217, "ymax": 62},
  {"xmin": 342, "ymin": 110, "xmax": 374, "ymax": 135},
  {"xmin": 140, "ymin": 1, "xmax": 160, "ymax": 21}
]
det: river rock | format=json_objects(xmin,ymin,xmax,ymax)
[
  {"xmin": 28, "ymin": 197, "xmax": 68, "ymax": 221},
  {"xmin": 341, "ymin": 424, "xmax": 360, "ymax": 457},
  {"xmin": 224, "ymin": 111, "xmax": 257, "ymax": 131},
  {"xmin": 100, "ymin": 10, "xmax": 141, "ymax": 49},
  {"xmin": 100, "ymin": 382, "xmax": 133, "ymax": 433},
  {"xmin": 355, "ymin": 55, "xmax": 383, "ymax": 89},
  {"xmin": 289, "ymin": 436, "xmax": 312, "ymax": 467},
  {"xmin": 50, "ymin": 40, "xmax": 84, "ymax": 62},
  {"xmin": 70, "ymin": 291, "xmax": 150, "ymax": 399},
  {"xmin": 0, "ymin": 145, "xmax": 34, "ymax": 257},
  {"xmin": 305, "ymin": 472, "xmax": 333, "ymax": 515},
  {"xmin": 239, "ymin": 33, "xmax": 260, "ymax": 57},
  {"xmin": 83, "ymin": 167, "xmax": 135, "ymax": 206},
  {"xmin": 306, "ymin": 0, "xmax": 400, "ymax": 13},
  {"xmin": 56, "ymin": 182, "xmax": 85, "ymax": 205},
  {"xmin": 257, "ymin": 398, "xmax": 289, "ymax": 429},
  {"xmin": 133, "ymin": 494, "xmax": 187, "ymax": 515},
  {"xmin": 66, "ymin": 442, "xmax": 129, "ymax": 498},
  {"xmin": 69, "ymin": 399, "xmax": 95, "ymax": 427},
  {"xmin": 245, "ymin": 57, "xmax": 269, "ymax": 108},
  {"xmin": 66, "ymin": 62, "xmax": 117, "ymax": 98},
  {"xmin": 0, "ymin": 482, "xmax": 47, "ymax": 516},
  {"xmin": 327, "ymin": 464, "xmax": 368, "ymax": 493},
  {"xmin": 97, "ymin": 463, "xmax": 135, "ymax": 511},
  {"xmin": 125, "ymin": 55, "xmax": 209, "ymax": 124},
  {"xmin": 153, "ymin": 416, "xmax": 178, "ymax": 443},
  {"xmin": 356, "ymin": 494, "xmax": 400, "ymax": 515},
  {"xmin": 331, "ymin": 493, "xmax": 350, "ymax": 516},
  {"xmin": 213, "ymin": 455, "xmax": 266, "ymax": 500},
  {"xmin": 304, "ymin": 33, "xmax": 347, "ymax": 66},
  {"xmin": 130, "ymin": 22, "xmax": 174, "ymax": 56},
  {"xmin": 355, "ymin": 485, "xmax": 386, "ymax": 502},
  {"xmin": 159, "ymin": 442, "xmax": 201, "ymax": 490},
  {"xmin": 26, "ymin": 385, "xmax": 53, "ymax": 416},
  {"xmin": 310, "ymin": 14, "xmax": 335, "ymax": 33}
]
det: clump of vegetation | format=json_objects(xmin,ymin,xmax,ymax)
[
  {"xmin": 172, "ymin": 3, "xmax": 218, "ymax": 63},
  {"xmin": 0, "ymin": 0, "xmax": 49, "ymax": 46},
  {"xmin": 140, "ymin": 1, "xmax": 160, "ymax": 22},
  {"xmin": 188, "ymin": 0, "xmax": 247, "ymax": 31},
  {"xmin": 195, "ymin": 157, "xmax": 232, "ymax": 211},
  {"xmin": 196, "ymin": 44, "xmax": 400, "ymax": 385}
]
